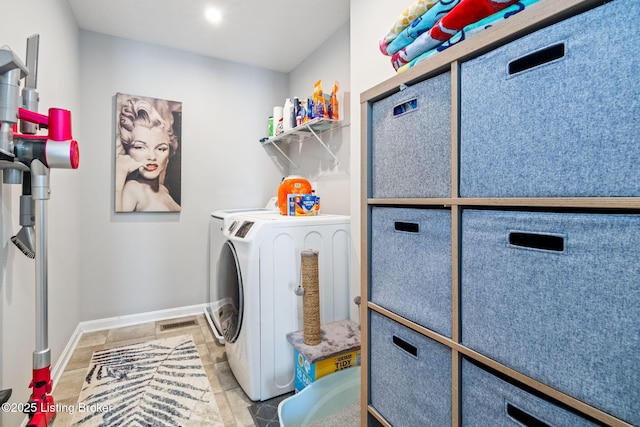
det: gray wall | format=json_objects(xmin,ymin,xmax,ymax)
[
  {"xmin": 77, "ymin": 31, "xmax": 288, "ymax": 320},
  {"xmin": 76, "ymin": 21, "xmax": 352, "ymax": 321},
  {"xmin": 287, "ymin": 21, "xmax": 351, "ymax": 217}
]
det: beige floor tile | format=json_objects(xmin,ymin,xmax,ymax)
[
  {"xmin": 54, "ymin": 368, "xmax": 86, "ymax": 402},
  {"xmin": 105, "ymin": 322, "xmax": 156, "ymax": 343},
  {"xmin": 198, "ymin": 343, "xmax": 214, "ymax": 366},
  {"xmin": 201, "ymin": 326, "xmax": 216, "ymax": 344},
  {"xmin": 204, "ymin": 363, "xmax": 224, "ymax": 394},
  {"xmin": 215, "ymin": 361, "xmax": 240, "ymax": 391},
  {"xmin": 64, "ymin": 344, "xmax": 101, "ymax": 372},
  {"xmin": 214, "ymin": 391, "xmax": 238, "ymax": 427},
  {"xmin": 225, "ymin": 387, "xmax": 255, "ymax": 427},
  {"xmin": 75, "ymin": 330, "xmax": 108, "ymax": 349}
]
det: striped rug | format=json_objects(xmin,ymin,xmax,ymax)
[{"xmin": 72, "ymin": 335, "xmax": 222, "ymax": 426}]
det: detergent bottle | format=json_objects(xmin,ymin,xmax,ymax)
[
  {"xmin": 278, "ymin": 176, "xmax": 312, "ymax": 215},
  {"xmin": 283, "ymin": 98, "xmax": 294, "ymax": 132},
  {"xmin": 329, "ymin": 81, "xmax": 339, "ymax": 121}
]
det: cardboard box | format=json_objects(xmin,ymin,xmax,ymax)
[
  {"xmin": 294, "ymin": 348, "xmax": 360, "ymax": 392},
  {"xmin": 287, "ymin": 194, "xmax": 319, "ymax": 216},
  {"xmin": 287, "ymin": 319, "xmax": 361, "ymax": 393}
]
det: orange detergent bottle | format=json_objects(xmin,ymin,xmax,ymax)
[
  {"xmin": 278, "ymin": 176, "xmax": 313, "ymax": 215},
  {"xmin": 329, "ymin": 81, "xmax": 339, "ymax": 120}
]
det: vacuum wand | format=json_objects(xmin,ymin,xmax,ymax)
[
  {"xmin": 0, "ymin": 34, "xmax": 80, "ymax": 427},
  {"xmin": 22, "ymin": 159, "xmax": 55, "ymax": 427},
  {"xmin": 31, "ymin": 159, "xmax": 50, "ymax": 370}
]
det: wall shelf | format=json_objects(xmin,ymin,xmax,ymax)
[{"xmin": 260, "ymin": 117, "xmax": 348, "ymax": 168}]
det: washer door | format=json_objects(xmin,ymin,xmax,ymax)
[{"xmin": 215, "ymin": 241, "xmax": 243, "ymax": 343}]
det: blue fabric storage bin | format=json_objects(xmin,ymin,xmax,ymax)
[
  {"xmin": 461, "ymin": 358, "xmax": 600, "ymax": 426},
  {"xmin": 371, "ymin": 72, "xmax": 451, "ymax": 198},
  {"xmin": 370, "ymin": 207, "xmax": 452, "ymax": 337},
  {"xmin": 369, "ymin": 310, "xmax": 451, "ymax": 427},
  {"xmin": 459, "ymin": 0, "xmax": 640, "ymax": 197},
  {"xmin": 460, "ymin": 209, "xmax": 640, "ymax": 426}
]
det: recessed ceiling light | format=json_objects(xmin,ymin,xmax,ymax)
[{"xmin": 205, "ymin": 7, "xmax": 223, "ymax": 24}]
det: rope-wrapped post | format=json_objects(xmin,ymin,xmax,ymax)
[{"xmin": 301, "ymin": 249, "xmax": 321, "ymax": 345}]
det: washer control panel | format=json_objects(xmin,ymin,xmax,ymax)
[{"xmin": 234, "ymin": 221, "xmax": 254, "ymax": 238}]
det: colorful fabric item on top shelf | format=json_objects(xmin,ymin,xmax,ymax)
[
  {"xmin": 396, "ymin": 0, "xmax": 540, "ymax": 73},
  {"xmin": 383, "ymin": 0, "xmax": 462, "ymax": 56},
  {"xmin": 391, "ymin": 0, "xmax": 521, "ymax": 71},
  {"xmin": 379, "ymin": 0, "xmax": 441, "ymax": 55}
]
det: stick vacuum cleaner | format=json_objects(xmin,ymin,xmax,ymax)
[{"xmin": 0, "ymin": 35, "xmax": 80, "ymax": 427}]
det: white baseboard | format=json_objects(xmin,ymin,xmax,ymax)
[
  {"xmin": 51, "ymin": 324, "xmax": 83, "ymax": 386},
  {"xmin": 78, "ymin": 303, "xmax": 208, "ymax": 333},
  {"xmin": 51, "ymin": 303, "xmax": 208, "ymax": 389}
]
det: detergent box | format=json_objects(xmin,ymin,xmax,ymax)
[
  {"xmin": 287, "ymin": 194, "xmax": 320, "ymax": 216},
  {"xmin": 293, "ymin": 348, "xmax": 360, "ymax": 393},
  {"xmin": 286, "ymin": 319, "xmax": 361, "ymax": 392}
]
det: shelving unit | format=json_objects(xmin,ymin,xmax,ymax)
[
  {"xmin": 360, "ymin": 1, "xmax": 639, "ymax": 426},
  {"xmin": 260, "ymin": 117, "xmax": 347, "ymax": 168}
]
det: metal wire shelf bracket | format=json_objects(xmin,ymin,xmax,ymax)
[{"xmin": 260, "ymin": 118, "xmax": 348, "ymax": 169}]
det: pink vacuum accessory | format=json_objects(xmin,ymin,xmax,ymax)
[{"xmin": 16, "ymin": 107, "xmax": 80, "ymax": 169}]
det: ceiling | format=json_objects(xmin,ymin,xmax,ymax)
[{"xmin": 66, "ymin": 0, "xmax": 350, "ymax": 74}]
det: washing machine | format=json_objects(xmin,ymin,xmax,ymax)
[
  {"xmin": 218, "ymin": 212, "xmax": 351, "ymax": 401},
  {"xmin": 206, "ymin": 200, "xmax": 278, "ymax": 343}
]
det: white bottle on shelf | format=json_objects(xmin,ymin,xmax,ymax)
[{"xmin": 283, "ymin": 98, "xmax": 294, "ymax": 132}]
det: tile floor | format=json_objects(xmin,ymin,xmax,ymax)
[{"xmin": 51, "ymin": 314, "xmax": 257, "ymax": 426}]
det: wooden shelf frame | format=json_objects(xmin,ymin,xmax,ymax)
[{"xmin": 360, "ymin": 1, "xmax": 636, "ymax": 426}]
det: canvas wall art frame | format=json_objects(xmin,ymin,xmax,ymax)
[{"xmin": 114, "ymin": 93, "xmax": 182, "ymax": 212}]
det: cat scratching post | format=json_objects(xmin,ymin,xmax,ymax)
[{"xmin": 301, "ymin": 249, "xmax": 321, "ymax": 345}]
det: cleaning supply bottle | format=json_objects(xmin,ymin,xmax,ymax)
[
  {"xmin": 312, "ymin": 189, "xmax": 320, "ymax": 215},
  {"xmin": 313, "ymin": 80, "xmax": 326, "ymax": 119},
  {"xmin": 283, "ymin": 98, "xmax": 294, "ymax": 132},
  {"xmin": 273, "ymin": 105, "xmax": 284, "ymax": 135},
  {"xmin": 329, "ymin": 81, "xmax": 339, "ymax": 121},
  {"xmin": 306, "ymin": 97, "xmax": 314, "ymax": 123},
  {"xmin": 293, "ymin": 97, "xmax": 302, "ymax": 126}
]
